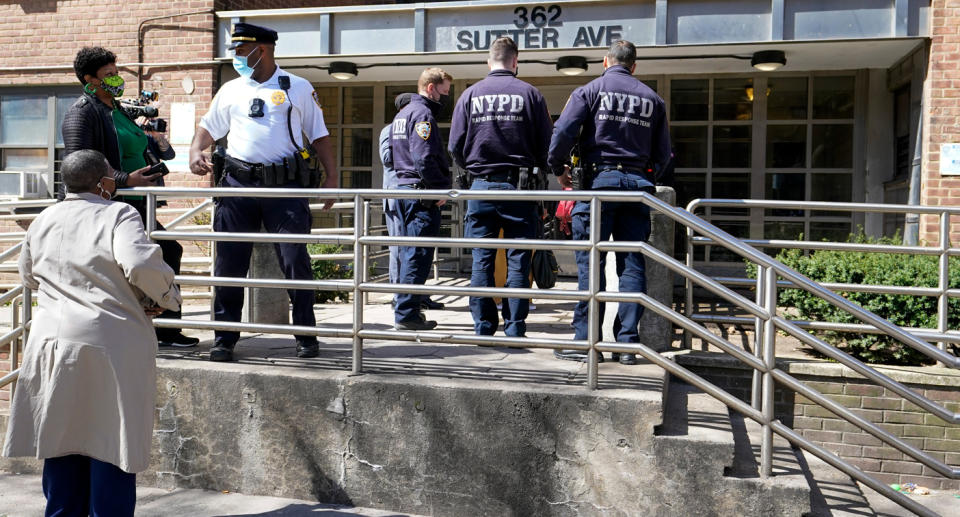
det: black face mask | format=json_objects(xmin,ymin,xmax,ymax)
[{"xmin": 438, "ymin": 93, "xmax": 451, "ymax": 109}]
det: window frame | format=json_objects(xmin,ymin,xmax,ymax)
[{"xmin": 0, "ymin": 86, "xmax": 79, "ymax": 197}]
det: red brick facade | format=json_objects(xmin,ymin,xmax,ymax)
[
  {"xmin": 922, "ymin": 0, "xmax": 960, "ymax": 244},
  {"xmin": 0, "ymin": 0, "xmax": 223, "ymax": 402}
]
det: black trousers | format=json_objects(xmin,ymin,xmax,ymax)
[{"xmin": 121, "ymin": 195, "xmax": 185, "ymax": 339}]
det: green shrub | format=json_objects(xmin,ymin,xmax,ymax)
[
  {"xmin": 308, "ymin": 243, "xmax": 351, "ymax": 304},
  {"xmin": 748, "ymin": 233, "xmax": 960, "ymax": 366}
]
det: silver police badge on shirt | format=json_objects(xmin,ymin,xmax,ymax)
[{"xmin": 415, "ymin": 121, "xmax": 432, "ymax": 140}]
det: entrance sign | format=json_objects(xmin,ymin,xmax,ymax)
[{"xmin": 434, "ymin": 2, "xmax": 654, "ymax": 52}]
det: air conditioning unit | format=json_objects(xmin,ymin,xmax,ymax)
[{"xmin": 0, "ymin": 171, "xmax": 47, "ymax": 199}]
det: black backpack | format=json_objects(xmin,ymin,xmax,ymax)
[{"xmin": 531, "ymin": 249, "xmax": 559, "ymax": 289}]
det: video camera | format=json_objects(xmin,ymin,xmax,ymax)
[{"xmin": 120, "ymin": 90, "xmax": 167, "ymax": 133}]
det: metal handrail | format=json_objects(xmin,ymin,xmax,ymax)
[
  {"xmin": 686, "ymin": 198, "xmax": 960, "ymax": 364},
  {"xmin": 0, "ymin": 187, "xmax": 954, "ymax": 516}
]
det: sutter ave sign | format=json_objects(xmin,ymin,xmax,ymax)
[{"xmin": 450, "ymin": 4, "xmax": 628, "ymax": 51}]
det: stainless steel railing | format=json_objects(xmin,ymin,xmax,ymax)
[
  {"xmin": 1, "ymin": 187, "xmax": 956, "ymax": 517},
  {"xmin": 685, "ymin": 198, "xmax": 960, "ymax": 360}
]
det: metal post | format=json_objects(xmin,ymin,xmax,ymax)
[
  {"xmin": 751, "ymin": 265, "xmax": 765, "ymax": 411},
  {"xmin": 587, "ymin": 197, "xmax": 602, "ymax": 390},
  {"xmin": 352, "ymin": 195, "xmax": 365, "ymax": 375},
  {"xmin": 760, "ymin": 266, "xmax": 776, "ymax": 478},
  {"xmin": 208, "ymin": 199, "xmax": 217, "ymax": 318},
  {"xmin": 362, "ymin": 200, "xmax": 370, "ymax": 307},
  {"xmin": 145, "ymin": 193, "xmax": 157, "ymax": 235},
  {"xmin": 10, "ymin": 296, "xmax": 20, "ymax": 398},
  {"xmin": 684, "ymin": 224, "xmax": 695, "ymax": 349},
  {"xmin": 455, "ymin": 200, "xmax": 463, "ymax": 275},
  {"xmin": 938, "ymin": 212, "xmax": 949, "ymax": 363}
]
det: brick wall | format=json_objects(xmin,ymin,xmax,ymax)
[
  {"xmin": 921, "ymin": 0, "xmax": 960, "ymax": 245},
  {"xmin": 0, "ymin": 0, "xmax": 223, "ymax": 406},
  {"xmin": 678, "ymin": 355, "xmax": 960, "ymax": 490}
]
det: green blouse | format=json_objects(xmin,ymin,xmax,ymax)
[{"xmin": 112, "ymin": 108, "xmax": 147, "ymax": 173}]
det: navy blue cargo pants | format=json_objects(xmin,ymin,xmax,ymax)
[
  {"xmin": 464, "ymin": 177, "xmax": 538, "ymax": 336},
  {"xmin": 394, "ymin": 185, "xmax": 442, "ymax": 324},
  {"xmin": 571, "ymin": 169, "xmax": 653, "ymax": 343},
  {"xmin": 212, "ymin": 174, "xmax": 317, "ymax": 348}
]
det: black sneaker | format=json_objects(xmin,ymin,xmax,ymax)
[
  {"xmin": 209, "ymin": 345, "xmax": 234, "ymax": 362},
  {"xmin": 158, "ymin": 332, "xmax": 200, "ymax": 348},
  {"xmin": 395, "ymin": 318, "xmax": 438, "ymax": 331},
  {"xmin": 618, "ymin": 353, "xmax": 638, "ymax": 365},
  {"xmin": 297, "ymin": 342, "xmax": 319, "ymax": 358},
  {"xmin": 420, "ymin": 298, "xmax": 445, "ymax": 310}
]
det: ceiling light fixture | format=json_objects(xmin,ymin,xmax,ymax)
[
  {"xmin": 328, "ymin": 61, "xmax": 358, "ymax": 80},
  {"xmin": 556, "ymin": 56, "xmax": 588, "ymax": 76},
  {"xmin": 751, "ymin": 50, "xmax": 786, "ymax": 72}
]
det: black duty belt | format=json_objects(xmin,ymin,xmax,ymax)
[
  {"xmin": 224, "ymin": 155, "xmax": 294, "ymax": 185},
  {"xmin": 478, "ymin": 169, "xmax": 520, "ymax": 184},
  {"xmin": 593, "ymin": 162, "xmax": 651, "ymax": 179}
]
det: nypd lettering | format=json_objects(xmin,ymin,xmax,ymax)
[
  {"xmin": 470, "ymin": 94, "xmax": 526, "ymax": 123},
  {"xmin": 597, "ymin": 91, "xmax": 654, "ymax": 127},
  {"xmin": 393, "ymin": 118, "xmax": 407, "ymax": 139}
]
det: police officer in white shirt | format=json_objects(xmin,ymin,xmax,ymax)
[{"xmin": 189, "ymin": 23, "xmax": 337, "ymax": 362}]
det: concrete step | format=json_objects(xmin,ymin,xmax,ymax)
[{"xmin": 655, "ymin": 376, "xmax": 812, "ymax": 516}]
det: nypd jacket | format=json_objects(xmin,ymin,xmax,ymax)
[
  {"xmin": 390, "ymin": 94, "xmax": 451, "ymax": 189},
  {"xmin": 548, "ymin": 65, "xmax": 670, "ymax": 175},
  {"xmin": 448, "ymin": 69, "xmax": 553, "ymax": 176}
]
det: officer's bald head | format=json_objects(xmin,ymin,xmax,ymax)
[
  {"xmin": 606, "ymin": 40, "xmax": 637, "ymax": 69},
  {"xmin": 489, "ymin": 37, "xmax": 518, "ymax": 70}
]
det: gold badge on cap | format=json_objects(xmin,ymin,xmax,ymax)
[{"xmin": 271, "ymin": 91, "xmax": 286, "ymax": 105}]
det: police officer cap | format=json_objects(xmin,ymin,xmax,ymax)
[
  {"xmin": 395, "ymin": 93, "xmax": 414, "ymax": 111},
  {"xmin": 228, "ymin": 23, "xmax": 278, "ymax": 50}
]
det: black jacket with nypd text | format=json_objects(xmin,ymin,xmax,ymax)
[
  {"xmin": 547, "ymin": 65, "xmax": 670, "ymax": 175},
  {"xmin": 390, "ymin": 94, "xmax": 451, "ymax": 189},
  {"xmin": 447, "ymin": 69, "xmax": 553, "ymax": 176}
]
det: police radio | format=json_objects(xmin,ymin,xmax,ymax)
[{"xmin": 276, "ymin": 75, "xmax": 324, "ymax": 188}]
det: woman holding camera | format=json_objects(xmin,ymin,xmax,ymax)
[{"xmin": 61, "ymin": 46, "xmax": 198, "ymax": 347}]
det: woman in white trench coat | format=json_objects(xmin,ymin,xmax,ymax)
[{"xmin": 2, "ymin": 149, "xmax": 181, "ymax": 516}]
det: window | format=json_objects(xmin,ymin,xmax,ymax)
[
  {"xmin": 0, "ymin": 88, "xmax": 78, "ymax": 197},
  {"xmin": 670, "ymin": 77, "xmax": 753, "ymax": 261},
  {"xmin": 668, "ymin": 74, "xmax": 859, "ymax": 262},
  {"xmin": 312, "ymin": 85, "xmax": 384, "ymax": 228},
  {"xmin": 765, "ymin": 76, "xmax": 856, "ymax": 244}
]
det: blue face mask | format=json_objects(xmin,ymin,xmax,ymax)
[{"xmin": 232, "ymin": 46, "xmax": 262, "ymax": 78}]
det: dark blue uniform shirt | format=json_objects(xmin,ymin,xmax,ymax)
[
  {"xmin": 548, "ymin": 65, "xmax": 670, "ymax": 175},
  {"xmin": 448, "ymin": 69, "xmax": 553, "ymax": 176},
  {"xmin": 391, "ymin": 94, "xmax": 451, "ymax": 189}
]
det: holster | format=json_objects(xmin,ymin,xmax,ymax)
[
  {"xmin": 519, "ymin": 167, "xmax": 548, "ymax": 191},
  {"xmin": 571, "ymin": 166, "xmax": 592, "ymax": 190},
  {"xmin": 456, "ymin": 166, "xmax": 473, "ymax": 189},
  {"xmin": 212, "ymin": 147, "xmax": 226, "ymax": 186},
  {"xmin": 295, "ymin": 148, "xmax": 324, "ymax": 188},
  {"xmin": 413, "ymin": 181, "xmax": 436, "ymax": 209}
]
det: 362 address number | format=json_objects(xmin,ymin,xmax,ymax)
[{"xmin": 514, "ymin": 5, "xmax": 563, "ymax": 29}]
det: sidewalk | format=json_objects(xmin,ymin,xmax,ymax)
[{"xmin": 0, "ymin": 474, "xmax": 421, "ymax": 517}]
